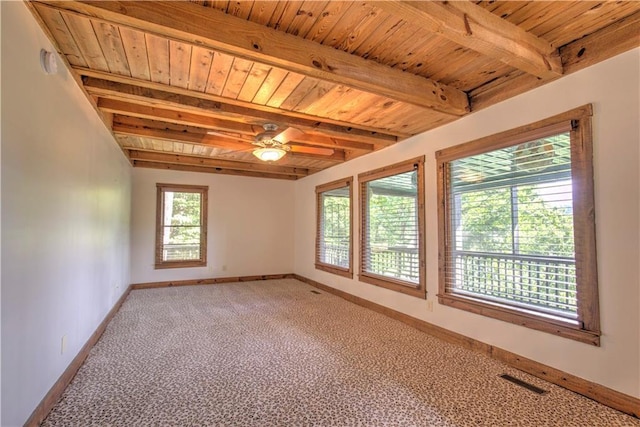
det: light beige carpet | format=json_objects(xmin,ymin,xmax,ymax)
[{"xmin": 42, "ymin": 279, "xmax": 638, "ymax": 426}]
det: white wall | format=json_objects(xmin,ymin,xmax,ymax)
[
  {"xmin": 130, "ymin": 168, "xmax": 295, "ymax": 284},
  {"xmin": 294, "ymin": 49, "xmax": 640, "ymax": 398},
  {"xmin": 1, "ymin": 2, "xmax": 132, "ymax": 425}
]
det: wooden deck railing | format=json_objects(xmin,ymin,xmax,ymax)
[{"xmin": 450, "ymin": 251, "xmax": 577, "ymax": 316}]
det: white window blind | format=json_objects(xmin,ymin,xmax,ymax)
[
  {"xmin": 362, "ymin": 169, "xmax": 420, "ymax": 285},
  {"xmin": 445, "ymin": 127, "xmax": 578, "ymax": 321}
]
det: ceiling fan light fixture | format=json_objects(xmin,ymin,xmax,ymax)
[{"xmin": 253, "ymin": 146, "xmax": 287, "ymax": 162}]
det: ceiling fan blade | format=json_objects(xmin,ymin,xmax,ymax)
[{"xmin": 272, "ymin": 127, "xmax": 304, "ymax": 144}]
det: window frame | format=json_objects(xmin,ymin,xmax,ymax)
[
  {"xmin": 359, "ymin": 157, "xmax": 426, "ymax": 299},
  {"xmin": 155, "ymin": 183, "xmax": 208, "ymax": 269},
  {"xmin": 315, "ymin": 177, "xmax": 354, "ymax": 278},
  {"xmin": 436, "ymin": 105, "xmax": 600, "ymax": 345}
]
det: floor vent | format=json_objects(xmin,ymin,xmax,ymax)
[
  {"xmin": 310, "ymin": 290, "xmax": 321, "ymax": 294},
  {"xmin": 500, "ymin": 374, "xmax": 547, "ymax": 395}
]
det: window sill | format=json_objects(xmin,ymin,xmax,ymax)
[
  {"xmin": 155, "ymin": 260, "xmax": 206, "ymax": 269},
  {"xmin": 315, "ymin": 263, "xmax": 353, "ymax": 279},
  {"xmin": 360, "ymin": 273, "xmax": 426, "ymax": 299},
  {"xmin": 437, "ymin": 293, "xmax": 600, "ymax": 346}
]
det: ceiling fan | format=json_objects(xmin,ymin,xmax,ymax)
[
  {"xmin": 206, "ymin": 123, "xmax": 335, "ymax": 161},
  {"xmin": 251, "ymin": 123, "xmax": 303, "ymax": 162}
]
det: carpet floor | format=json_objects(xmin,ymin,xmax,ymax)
[{"xmin": 42, "ymin": 279, "xmax": 638, "ymax": 426}]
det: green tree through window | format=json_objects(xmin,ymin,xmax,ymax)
[
  {"xmin": 437, "ymin": 106, "xmax": 600, "ymax": 345},
  {"xmin": 316, "ymin": 178, "xmax": 353, "ymax": 278},
  {"xmin": 156, "ymin": 184, "xmax": 208, "ymax": 269}
]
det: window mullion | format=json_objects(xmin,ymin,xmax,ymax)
[{"xmin": 511, "ymin": 185, "xmax": 519, "ymax": 255}]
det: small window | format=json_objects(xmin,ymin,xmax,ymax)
[
  {"xmin": 155, "ymin": 184, "xmax": 208, "ymax": 269},
  {"xmin": 359, "ymin": 157, "xmax": 426, "ymax": 298},
  {"xmin": 315, "ymin": 177, "xmax": 353, "ymax": 278},
  {"xmin": 436, "ymin": 105, "xmax": 600, "ymax": 345}
]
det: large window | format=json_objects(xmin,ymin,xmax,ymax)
[
  {"xmin": 155, "ymin": 184, "xmax": 208, "ymax": 269},
  {"xmin": 316, "ymin": 177, "xmax": 353, "ymax": 278},
  {"xmin": 359, "ymin": 157, "xmax": 425, "ymax": 298},
  {"xmin": 437, "ymin": 105, "xmax": 600, "ymax": 345}
]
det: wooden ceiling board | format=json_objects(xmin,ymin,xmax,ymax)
[
  {"xmin": 375, "ymin": 26, "xmax": 444, "ymax": 70},
  {"xmin": 317, "ymin": 89, "xmax": 380, "ymax": 124},
  {"xmin": 226, "ymin": 1, "xmax": 254, "ymax": 20},
  {"xmin": 501, "ymin": 1, "xmax": 560, "ymax": 28},
  {"xmin": 269, "ymin": 1, "xmax": 304, "ymax": 32},
  {"xmin": 349, "ymin": 14, "xmax": 406, "ymax": 59},
  {"xmin": 188, "ymin": 46, "xmax": 215, "ymax": 92},
  {"xmin": 475, "ymin": 1, "xmax": 531, "ymax": 20},
  {"xmin": 361, "ymin": 102, "xmax": 451, "ymax": 136},
  {"xmin": 435, "ymin": 55, "xmax": 514, "ymax": 93},
  {"xmin": 300, "ymin": 84, "xmax": 352, "ymax": 117},
  {"xmin": 251, "ymin": 67, "xmax": 289, "ymax": 105},
  {"xmin": 62, "ymin": 12, "xmax": 110, "ymax": 71},
  {"xmin": 395, "ymin": 33, "xmax": 452, "ymax": 74},
  {"xmin": 291, "ymin": 80, "xmax": 336, "ymax": 113},
  {"xmin": 29, "ymin": 0, "xmax": 640, "ymax": 179},
  {"xmin": 541, "ymin": 2, "xmax": 640, "ymax": 47},
  {"xmin": 220, "ymin": 57, "xmax": 253, "ymax": 98},
  {"xmin": 301, "ymin": 1, "xmax": 351, "ymax": 43},
  {"xmin": 168, "ymin": 40, "xmax": 191, "ymax": 89},
  {"xmin": 483, "ymin": 1, "xmax": 640, "ymax": 48},
  {"xmin": 322, "ymin": 2, "xmax": 380, "ymax": 52},
  {"xmin": 347, "ymin": 96, "xmax": 404, "ymax": 128},
  {"xmin": 359, "ymin": 13, "xmax": 423, "ymax": 65},
  {"xmin": 325, "ymin": 92, "xmax": 390, "ymax": 125},
  {"xmin": 119, "ymin": 27, "xmax": 151, "ymax": 81},
  {"xmin": 204, "ymin": 51, "xmax": 234, "ymax": 96},
  {"xmin": 145, "ymin": 34, "xmax": 170, "ymax": 85},
  {"xmin": 285, "ymin": 1, "xmax": 330, "ymax": 38},
  {"xmin": 34, "ymin": 6, "xmax": 87, "ymax": 67},
  {"xmin": 525, "ymin": 2, "xmax": 605, "ymax": 39},
  {"xmin": 332, "ymin": 3, "xmax": 384, "ymax": 53},
  {"xmin": 210, "ymin": 1, "xmax": 230, "ymax": 13},
  {"xmin": 278, "ymin": 76, "xmax": 323, "ymax": 111},
  {"xmin": 263, "ymin": 72, "xmax": 306, "ymax": 108},
  {"xmin": 237, "ymin": 62, "xmax": 271, "ymax": 102},
  {"xmin": 93, "ymin": 21, "xmax": 131, "ymax": 76},
  {"xmin": 247, "ymin": 1, "xmax": 280, "ymax": 26}
]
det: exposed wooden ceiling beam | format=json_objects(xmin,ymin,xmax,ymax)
[
  {"xmin": 35, "ymin": 1, "xmax": 470, "ymax": 116},
  {"xmin": 132, "ymin": 160, "xmax": 300, "ymax": 180},
  {"xmin": 82, "ymin": 75, "xmax": 398, "ymax": 146},
  {"xmin": 113, "ymin": 117, "xmax": 250, "ymax": 150},
  {"xmin": 127, "ymin": 150, "xmax": 310, "ymax": 177},
  {"xmin": 77, "ymin": 67, "xmax": 403, "ymax": 142},
  {"xmin": 375, "ymin": 1, "xmax": 563, "ymax": 79},
  {"xmin": 470, "ymin": 10, "xmax": 640, "ymax": 110},
  {"xmin": 113, "ymin": 117, "xmax": 345, "ymax": 162},
  {"xmin": 98, "ymin": 98, "xmax": 375, "ymax": 152},
  {"xmin": 99, "ymin": 98, "xmax": 259, "ymax": 134},
  {"xmin": 286, "ymin": 150, "xmax": 345, "ymax": 163}
]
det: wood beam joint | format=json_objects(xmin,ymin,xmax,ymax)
[{"xmin": 376, "ymin": 1, "xmax": 563, "ymax": 79}]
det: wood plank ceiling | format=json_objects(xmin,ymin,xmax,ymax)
[{"xmin": 29, "ymin": 1, "xmax": 640, "ymax": 180}]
